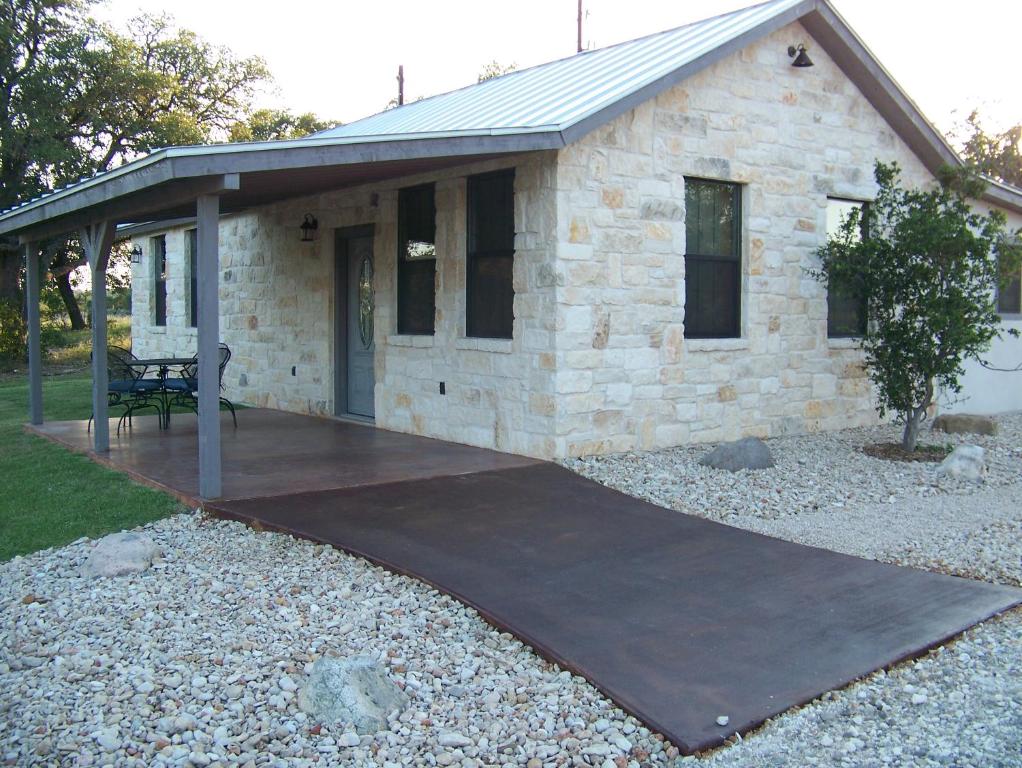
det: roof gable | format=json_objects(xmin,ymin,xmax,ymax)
[{"xmin": 315, "ymin": 0, "xmax": 810, "ymax": 142}]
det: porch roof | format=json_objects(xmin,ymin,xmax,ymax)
[{"xmin": 2, "ymin": 0, "xmax": 1021, "ymax": 242}]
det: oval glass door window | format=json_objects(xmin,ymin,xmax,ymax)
[{"xmin": 358, "ymin": 256, "xmax": 374, "ymax": 349}]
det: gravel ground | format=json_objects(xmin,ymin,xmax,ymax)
[{"xmin": 1, "ymin": 414, "xmax": 1020, "ymax": 767}]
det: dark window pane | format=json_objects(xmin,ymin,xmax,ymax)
[
  {"xmin": 153, "ymin": 235, "xmax": 167, "ymax": 327},
  {"xmin": 827, "ymin": 283, "xmax": 867, "ymax": 337},
  {"xmin": 467, "ymin": 254, "xmax": 514, "ymax": 339},
  {"xmin": 999, "ymin": 270, "xmax": 1021, "ymax": 314},
  {"xmin": 825, "ymin": 199, "xmax": 868, "ymax": 337},
  {"xmin": 686, "ymin": 179, "xmax": 738, "ymax": 260},
  {"xmin": 684, "ymin": 257, "xmax": 739, "ymax": 338},
  {"xmin": 187, "ymin": 229, "xmax": 198, "ymax": 328},
  {"xmin": 684, "ymin": 178, "xmax": 740, "ymax": 338},
  {"xmin": 467, "ymin": 170, "xmax": 515, "ymax": 339},
  {"xmin": 397, "ymin": 184, "xmax": 436, "ymax": 334}
]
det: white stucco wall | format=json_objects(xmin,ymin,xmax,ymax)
[{"xmin": 945, "ymin": 206, "xmax": 1022, "ymax": 415}]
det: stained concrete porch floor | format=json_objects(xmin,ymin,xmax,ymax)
[{"xmin": 30, "ymin": 409, "xmax": 1022, "ymax": 753}]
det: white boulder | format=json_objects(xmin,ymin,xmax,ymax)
[
  {"xmin": 298, "ymin": 656, "xmax": 408, "ymax": 733},
  {"xmin": 936, "ymin": 445, "xmax": 986, "ymax": 482},
  {"xmin": 82, "ymin": 531, "xmax": 162, "ymax": 578}
]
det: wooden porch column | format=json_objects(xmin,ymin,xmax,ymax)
[
  {"xmin": 81, "ymin": 222, "xmax": 115, "ymax": 452},
  {"xmin": 24, "ymin": 242, "xmax": 43, "ymax": 425},
  {"xmin": 196, "ymin": 194, "xmax": 222, "ymax": 499}
]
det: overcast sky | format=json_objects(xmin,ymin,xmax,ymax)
[{"xmin": 93, "ymin": 0, "xmax": 1020, "ymax": 140}]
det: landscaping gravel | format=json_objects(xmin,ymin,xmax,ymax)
[{"xmin": 1, "ymin": 413, "xmax": 1019, "ymax": 767}]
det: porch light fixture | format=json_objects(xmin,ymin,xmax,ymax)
[
  {"xmin": 787, "ymin": 44, "xmax": 813, "ymax": 68},
  {"xmin": 130, "ymin": 245, "xmax": 143, "ymax": 263},
  {"xmin": 299, "ymin": 213, "xmax": 319, "ymax": 242}
]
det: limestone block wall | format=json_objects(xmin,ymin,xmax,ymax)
[
  {"xmin": 132, "ymin": 152, "xmax": 560, "ymax": 458},
  {"xmin": 550, "ymin": 20, "xmax": 936, "ymax": 457}
]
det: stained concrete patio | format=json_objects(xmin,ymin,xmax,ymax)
[{"xmin": 30, "ymin": 409, "xmax": 1022, "ymax": 753}]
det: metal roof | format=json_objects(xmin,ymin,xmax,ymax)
[
  {"xmin": 316, "ymin": 0, "xmax": 807, "ymax": 140},
  {"xmin": 1, "ymin": 0, "xmax": 1021, "ymax": 238}
]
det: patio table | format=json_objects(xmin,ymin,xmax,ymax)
[{"xmin": 128, "ymin": 357, "xmax": 194, "ymax": 428}]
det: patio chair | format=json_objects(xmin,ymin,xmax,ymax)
[
  {"xmin": 164, "ymin": 342, "xmax": 238, "ymax": 427},
  {"xmin": 88, "ymin": 346, "xmax": 165, "ymax": 434}
]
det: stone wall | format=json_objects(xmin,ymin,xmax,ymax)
[
  {"xmin": 132, "ymin": 18, "xmax": 1021, "ymax": 459},
  {"xmin": 132, "ymin": 152, "xmax": 561, "ymax": 458},
  {"xmin": 550, "ymin": 21, "xmax": 936, "ymax": 456}
]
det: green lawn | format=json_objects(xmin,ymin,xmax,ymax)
[{"xmin": 0, "ymin": 372, "xmax": 185, "ymax": 561}]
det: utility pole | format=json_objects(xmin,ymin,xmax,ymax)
[
  {"xmin": 397, "ymin": 65, "xmax": 404, "ymax": 106},
  {"xmin": 577, "ymin": 0, "xmax": 583, "ymax": 53}
]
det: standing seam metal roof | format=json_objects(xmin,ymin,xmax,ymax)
[{"xmin": 315, "ymin": 0, "xmax": 806, "ymax": 140}]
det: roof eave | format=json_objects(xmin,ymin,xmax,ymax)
[{"xmin": 0, "ymin": 132, "xmax": 565, "ymax": 240}]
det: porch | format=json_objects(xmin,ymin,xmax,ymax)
[{"xmin": 28, "ymin": 409, "xmax": 538, "ymax": 506}]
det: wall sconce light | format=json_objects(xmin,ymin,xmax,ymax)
[
  {"xmin": 130, "ymin": 245, "xmax": 143, "ymax": 263},
  {"xmin": 300, "ymin": 213, "xmax": 319, "ymax": 242},
  {"xmin": 787, "ymin": 44, "xmax": 814, "ymax": 68}
]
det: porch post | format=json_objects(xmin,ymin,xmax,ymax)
[
  {"xmin": 196, "ymin": 194, "xmax": 221, "ymax": 499},
  {"xmin": 81, "ymin": 222, "xmax": 114, "ymax": 452},
  {"xmin": 24, "ymin": 242, "xmax": 43, "ymax": 425}
]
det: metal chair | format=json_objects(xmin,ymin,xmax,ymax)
[
  {"xmin": 164, "ymin": 343, "xmax": 237, "ymax": 427},
  {"xmin": 88, "ymin": 346, "xmax": 165, "ymax": 434}
]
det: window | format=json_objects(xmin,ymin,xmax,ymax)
[
  {"xmin": 153, "ymin": 235, "xmax": 167, "ymax": 326},
  {"xmin": 467, "ymin": 169, "xmax": 515, "ymax": 339},
  {"xmin": 397, "ymin": 184, "xmax": 437, "ymax": 335},
  {"xmin": 825, "ymin": 199, "xmax": 868, "ymax": 337},
  {"xmin": 186, "ymin": 229, "xmax": 198, "ymax": 328},
  {"xmin": 998, "ymin": 253, "xmax": 1022, "ymax": 315},
  {"xmin": 684, "ymin": 178, "xmax": 741, "ymax": 338}
]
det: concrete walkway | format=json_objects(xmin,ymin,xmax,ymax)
[{"xmin": 32, "ymin": 410, "xmax": 1022, "ymax": 753}]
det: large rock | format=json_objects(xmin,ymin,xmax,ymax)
[
  {"xmin": 936, "ymin": 445, "xmax": 986, "ymax": 482},
  {"xmin": 82, "ymin": 531, "xmax": 161, "ymax": 578},
  {"xmin": 698, "ymin": 437, "xmax": 775, "ymax": 472},
  {"xmin": 298, "ymin": 657, "xmax": 408, "ymax": 733},
  {"xmin": 931, "ymin": 413, "xmax": 998, "ymax": 436}
]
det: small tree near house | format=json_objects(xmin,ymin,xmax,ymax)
[{"xmin": 813, "ymin": 161, "xmax": 1022, "ymax": 452}]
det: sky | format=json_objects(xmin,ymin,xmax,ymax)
[{"xmin": 93, "ymin": 0, "xmax": 1021, "ymax": 141}]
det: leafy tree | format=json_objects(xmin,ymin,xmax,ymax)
[
  {"xmin": 0, "ymin": 2, "xmax": 272, "ymax": 326},
  {"xmin": 814, "ymin": 161, "xmax": 1021, "ymax": 452},
  {"xmin": 228, "ymin": 108, "xmax": 334, "ymax": 142},
  {"xmin": 477, "ymin": 60, "xmax": 517, "ymax": 82},
  {"xmin": 954, "ymin": 110, "xmax": 1022, "ymax": 188}
]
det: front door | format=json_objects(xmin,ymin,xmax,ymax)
[{"xmin": 335, "ymin": 227, "xmax": 375, "ymax": 419}]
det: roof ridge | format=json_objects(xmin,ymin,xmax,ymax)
[{"xmin": 315, "ymin": 0, "xmax": 796, "ymax": 139}]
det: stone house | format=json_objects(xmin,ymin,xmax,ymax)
[{"xmin": 69, "ymin": 0, "xmax": 1022, "ymax": 459}]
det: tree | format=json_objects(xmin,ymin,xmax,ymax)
[
  {"xmin": 477, "ymin": 60, "xmax": 517, "ymax": 82},
  {"xmin": 953, "ymin": 110, "xmax": 1022, "ymax": 188},
  {"xmin": 228, "ymin": 108, "xmax": 334, "ymax": 142},
  {"xmin": 813, "ymin": 161, "xmax": 1021, "ymax": 452},
  {"xmin": 0, "ymin": 3, "xmax": 273, "ymax": 326}
]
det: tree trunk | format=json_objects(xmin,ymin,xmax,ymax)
[
  {"xmin": 901, "ymin": 409, "xmax": 925, "ymax": 452},
  {"xmin": 0, "ymin": 250, "xmax": 21, "ymax": 306},
  {"xmin": 54, "ymin": 271, "xmax": 87, "ymax": 330},
  {"xmin": 900, "ymin": 380, "xmax": 935, "ymax": 452}
]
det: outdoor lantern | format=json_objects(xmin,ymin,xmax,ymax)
[
  {"xmin": 787, "ymin": 44, "xmax": 814, "ymax": 68},
  {"xmin": 130, "ymin": 245, "xmax": 143, "ymax": 263},
  {"xmin": 300, "ymin": 213, "xmax": 319, "ymax": 242}
]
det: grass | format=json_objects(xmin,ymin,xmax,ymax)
[
  {"xmin": 44, "ymin": 315, "xmax": 132, "ymax": 369},
  {"xmin": 0, "ymin": 372, "xmax": 186, "ymax": 562},
  {"xmin": 0, "ymin": 315, "xmax": 132, "ymax": 377}
]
